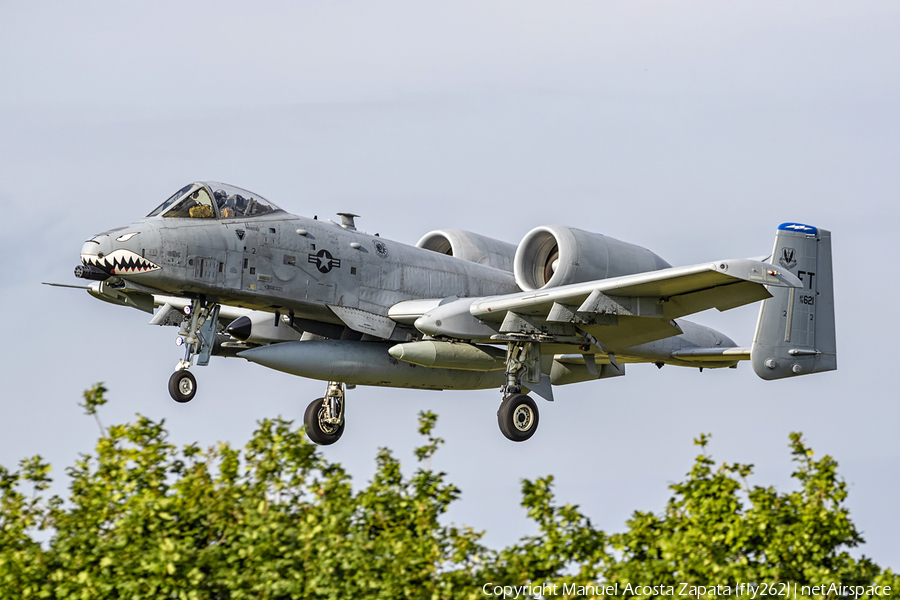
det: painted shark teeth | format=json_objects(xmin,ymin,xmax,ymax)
[{"xmin": 80, "ymin": 248, "xmax": 161, "ymax": 275}]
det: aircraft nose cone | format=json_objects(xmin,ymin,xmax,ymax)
[
  {"xmin": 77, "ymin": 226, "xmax": 161, "ymax": 278},
  {"xmin": 80, "ymin": 239, "xmax": 100, "ymax": 260},
  {"xmin": 225, "ymin": 316, "xmax": 252, "ymax": 341},
  {"xmin": 80, "ymin": 236, "xmax": 112, "ymax": 264},
  {"xmin": 77, "ymin": 235, "xmax": 115, "ymax": 278}
]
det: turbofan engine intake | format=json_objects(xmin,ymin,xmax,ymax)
[
  {"xmin": 416, "ymin": 229, "xmax": 517, "ymax": 272},
  {"xmin": 513, "ymin": 226, "xmax": 671, "ymax": 291}
]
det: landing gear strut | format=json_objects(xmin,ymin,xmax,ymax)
[
  {"xmin": 168, "ymin": 299, "xmax": 219, "ymax": 403},
  {"xmin": 304, "ymin": 381, "xmax": 346, "ymax": 445},
  {"xmin": 497, "ymin": 341, "xmax": 542, "ymax": 442}
]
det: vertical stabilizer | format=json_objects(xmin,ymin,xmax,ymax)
[{"xmin": 751, "ymin": 223, "xmax": 836, "ymax": 380}]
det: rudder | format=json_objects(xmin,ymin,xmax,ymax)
[{"xmin": 751, "ymin": 223, "xmax": 836, "ymax": 380}]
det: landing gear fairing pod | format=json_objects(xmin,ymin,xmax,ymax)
[{"xmin": 65, "ymin": 182, "xmax": 836, "ymax": 443}]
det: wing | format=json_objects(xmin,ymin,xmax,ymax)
[
  {"xmin": 409, "ymin": 258, "xmax": 801, "ymax": 351},
  {"xmin": 475, "ymin": 259, "xmax": 799, "ymax": 349},
  {"xmin": 472, "ymin": 259, "xmax": 798, "ymax": 318}
]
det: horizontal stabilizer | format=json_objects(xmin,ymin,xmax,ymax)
[{"xmin": 671, "ymin": 347, "xmax": 751, "ymax": 362}]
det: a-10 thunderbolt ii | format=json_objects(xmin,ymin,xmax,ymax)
[{"xmin": 69, "ymin": 181, "xmax": 836, "ymax": 444}]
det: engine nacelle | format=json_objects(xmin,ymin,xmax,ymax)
[
  {"xmin": 514, "ymin": 226, "xmax": 671, "ymax": 291},
  {"xmin": 416, "ymin": 229, "xmax": 517, "ymax": 272}
]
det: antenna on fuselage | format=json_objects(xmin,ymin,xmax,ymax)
[{"xmin": 337, "ymin": 213, "xmax": 360, "ymax": 230}]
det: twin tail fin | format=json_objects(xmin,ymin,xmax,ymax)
[{"xmin": 751, "ymin": 223, "xmax": 836, "ymax": 380}]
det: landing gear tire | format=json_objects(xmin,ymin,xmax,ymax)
[
  {"xmin": 304, "ymin": 397, "xmax": 344, "ymax": 445},
  {"xmin": 497, "ymin": 393, "xmax": 539, "ymax": 442},
  {"xmin": 168, "ymin": 370, "xmax": 197, "ymax": 403}
]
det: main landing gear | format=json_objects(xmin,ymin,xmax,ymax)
[
  {"xmin": 304, "ymin": 381, "xmax": 346, "ymax": 445},
  {"xmin": 496, "ymin": 340, "xmax": 543, "ymax": 442},
  {"xmin": 169, "ymin": 370, "xmax": 197, "ymax": 403},
  {"xmin": 168, "ymin": 299, "xmax": 220, "ymax": 403},
  {"xmin": 498, "ymin": 393, "xmax": 539, "ymax": 442}
]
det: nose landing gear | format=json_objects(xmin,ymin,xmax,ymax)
[
  {"xmin": 304, "ymin": 381, "xmax": 346, "ymax": 445},
  {"xmin": 168, "ymin": 299, "xmax": 220, "ymax": 403}
]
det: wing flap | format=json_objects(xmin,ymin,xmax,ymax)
[
  {"xmin": 664, "ymin": 280, "xmax": 772, "ymax": 318},
  {"xmin": 579, "ymin": 316, "xmax": 684, "ymax": 350}
]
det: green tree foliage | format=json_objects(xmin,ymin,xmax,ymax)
[
  {"xmin": 1, "ymin": 397, "xmax": 482, "ymax": 599},
  {"xmin": 1, "ymin": 386, "xmax": 897, "ymax": 599},
  {"xmin": 483, "ymin": 434, "xmax": 899, "ymax": 598}
]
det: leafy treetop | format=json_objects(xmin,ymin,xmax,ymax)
[{"xmin": 1, "ymin": 386, "xmax": 896, "ymax": 599}]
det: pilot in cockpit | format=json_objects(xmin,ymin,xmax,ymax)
[
  {"xmin": 214, "ymin": 189, "xmax": 234, "ymax": 218},
  {"xmin": 148, "ymin": 182, "xmax": 279, "ymax": 220},
  {"xmin": 215, "ymin": 189, "xmax": 250, "ymax": 219}
]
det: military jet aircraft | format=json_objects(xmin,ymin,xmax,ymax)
[{"xmin": 68, "ymin": 181, "xmax": 836, "ymax": 444}]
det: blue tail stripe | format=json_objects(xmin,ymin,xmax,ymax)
[{"xmin": 777, "ymin": 222, "xmax": 818, "ymax": 234}]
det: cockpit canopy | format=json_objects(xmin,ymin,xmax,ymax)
[{"xmin": 146, "ymin": 182, "xmax": 283, "ymax": 220}]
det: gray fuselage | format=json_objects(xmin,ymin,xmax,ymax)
[{"xmin": 85, "ymin": 211, "xmax": 521, "ymax": 327}]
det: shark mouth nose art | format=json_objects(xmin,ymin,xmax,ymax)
[{"xmin": 81, "ymin": 248, "xmax": 160, "ymax": 275}]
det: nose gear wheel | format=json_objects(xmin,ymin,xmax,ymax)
[{"xmin": 167, "ymin": 299, "xmax": 220, "ymax": 403}]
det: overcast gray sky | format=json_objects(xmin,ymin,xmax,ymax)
[{"xmin": 2, "ymin": 1, "xmax": 899, "ymax": 568}]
